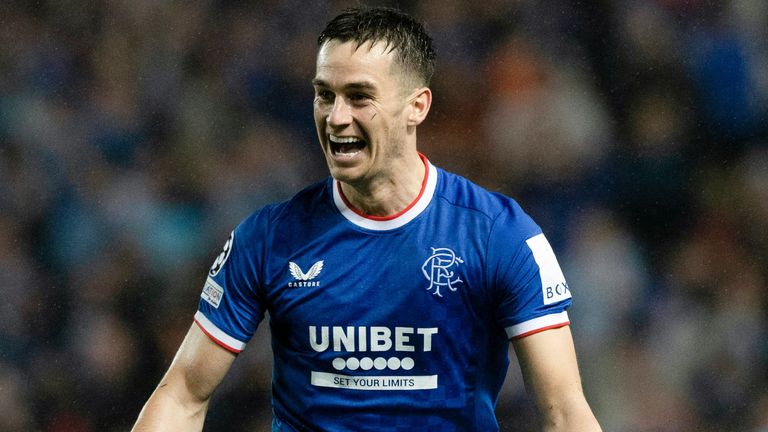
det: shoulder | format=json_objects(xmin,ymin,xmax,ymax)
[
  {"xmin": 434, "ymin": 167, "xmax": 540, "ymax": 238},
  {"xmin": 237, "ymin": 178, "xmax": 331, "ymax": 235}
]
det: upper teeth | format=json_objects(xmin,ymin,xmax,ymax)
[{"xmin": 330, "ymin": 135, "xmax": 362, "ymax": 143}]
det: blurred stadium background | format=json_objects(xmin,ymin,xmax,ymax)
[{"xmin": 1, "ymin": 0, "xmax": 767, "ymax": 431}]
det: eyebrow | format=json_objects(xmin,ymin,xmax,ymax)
[{"xmin": 311, "ymin": 79, "xmax": 377, "ymax": 92}]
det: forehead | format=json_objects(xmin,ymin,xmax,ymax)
[{"xmin": 314, "ymin": 40, "xmax": 399, "ymax": 88}]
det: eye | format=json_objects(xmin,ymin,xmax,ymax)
[
  {"xmin": 315, "ymin": 89, "xmax": 334, "ymax": 104},
  {"xmin": 348, "ymin": 93, "xmax": 371, "ymax": 106}
]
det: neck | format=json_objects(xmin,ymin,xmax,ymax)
[{"xmin": 339, "ymin": 152, "xmax": 427, "ymax": 218}]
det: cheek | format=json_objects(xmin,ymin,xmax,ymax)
[
  {"xmin": 366, "ymin": 98, "xmax": 391, "ymax": 121},
  {"xmin": 365, "ymin": 106, "xmax": 378, "ymax": 120},
  {"xmin": 313, "ymin": 104, "xmax": 325, "ymax": 121}
]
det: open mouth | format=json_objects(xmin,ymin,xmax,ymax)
[{"xmin": 329, "ymin": 135, "xmax": 367, "ymax": 157}]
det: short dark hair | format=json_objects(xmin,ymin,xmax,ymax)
[{"xmin": 318, "ymin": 7, "xmax": 436, "ymax": 87}]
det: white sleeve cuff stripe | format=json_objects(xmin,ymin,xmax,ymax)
[
  {"xmin": 194, "ymin": 311, "xmax": 247, "ymax": 352},
  {"xmin": 505, "ymin": 311, "xmax": 570, "ymax": 339}
]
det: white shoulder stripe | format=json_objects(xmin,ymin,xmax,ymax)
[
  {"xmin": 505, "ymin": 311, "xmax": 570, "ymax": 339},
  {"xmin": 194, "ymin": 311, "xmax": 247, "ymax": 352}
]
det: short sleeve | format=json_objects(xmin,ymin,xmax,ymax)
[
  {"xmin": 195, "ymin": 208, "xmax": 270, "ymax": 353},
  {"xmin": 489, "ymin": 201, "xmax": 572, "ymax": 339}
]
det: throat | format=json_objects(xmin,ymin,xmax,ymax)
[{"xmin": 337, "ymin": 154, "xmax": 429, "ymax": 220}]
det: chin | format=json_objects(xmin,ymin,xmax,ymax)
[
  {"xmin": 324, "ymin": 156, "xmax": 365, "ymax": 183},
  {"xmin": 331, "ymin": 163, "xmax": 374, "ymax": 186},
  {"xmin": 328, "ymin": 167, "xmax": 358, "ymax": 184}
]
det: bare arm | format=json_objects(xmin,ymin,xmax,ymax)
[
  {"xmin": 511, "ymin": 326, "xmax": 601, "ymax": 432},
  {"xmin": 132, "ymin": 323, "xmax": 237, "ymax": 431}
]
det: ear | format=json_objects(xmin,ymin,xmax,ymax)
[{"xmin": 407, "ymin": 87, "xmax": 432, "ymax": 127}]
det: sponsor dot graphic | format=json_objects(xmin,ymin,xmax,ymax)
[
  {"xmin": 387, "ymin": 357, "xmax": 401, "ymax": 370},
  {"xmin": 332, "ymin": 358, "xmax": 346, "ymax": 371},
  {"xmin": 373, "ymin": 357, "xmax": 387, "ymax": 370},
  {"xmin": 346, "ymin": 357, "xmax": 360, "ymax": 370},
  {"xmin": 401, "ymin": 357, "xmax": 415, "ymax": 370},
  {"xmin": 332, "ymin": 356, "xmax": 416, "ymax": 372},
  {"xmin": 360, "ymin": 357, "xmax": 373, "ymax": 370}
]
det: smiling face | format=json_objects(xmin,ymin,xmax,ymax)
[{"xmin": 313, "ymin": 39, "xmax": 428, "ymax": 189}]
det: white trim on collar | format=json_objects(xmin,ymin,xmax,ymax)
[{"xmin": 333, "ymin": 159, "xmax": 438, "ymax": 231}]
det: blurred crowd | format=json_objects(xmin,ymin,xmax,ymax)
[{"xmin": 1, "ymin": 0, "xmax": 766, "ymax": 431}]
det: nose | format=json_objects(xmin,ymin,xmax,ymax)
[{"xmin": 327, "ymin": 96, "xmax": 352, "ymax": 128}]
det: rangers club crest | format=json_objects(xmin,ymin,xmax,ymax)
[{"xmin": 422, "ymin": 247, "xmax": 464, "ymax": 297}]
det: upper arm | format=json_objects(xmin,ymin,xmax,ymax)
[
  {"xmin": 132, "ymin": 323, "xmax": 237, "ymax": 431},
  {"xmin": 162, "ymin": 323, "xmax": 237, "ymax": 404},
  {"xmin": 511, "ymin": 326, "xmax": 601, "ymax": 431}
]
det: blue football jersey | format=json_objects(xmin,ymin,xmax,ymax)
[{"xmin": 196, "ymin": 156, "xmax": 572, "ymax": 431}]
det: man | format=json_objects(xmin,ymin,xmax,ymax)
[{"xmin": 133, "ymin": 7, "xmax": 601, "ymax": 431}]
